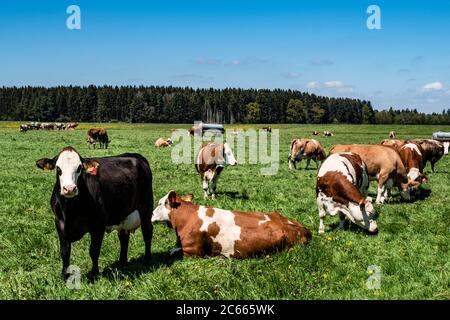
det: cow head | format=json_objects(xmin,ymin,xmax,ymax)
[
  {"xmin": 36, "ymin": 147, "xmax": 99, "ymax": 198},
  {"xmin": 223, "ymin": 142, "xmax": 237, "ymax": 166},
  {"xmin": 444, "ymin": 141, "xmax": 449, "ymax": 155},
  {"xmin": 288, "ymin": 139, "xmax": 306, "ymax": 169},
  {"xmin": 152, "ymin": 191, "xmax": 194, "ymax": 225},
  {"xmin": 349, "ymin": 197, "xmax": 378, "ymax": 233}
]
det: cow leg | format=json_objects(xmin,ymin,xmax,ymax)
[
  {"xmin": 55, "ymin": 220, "xmax": 71, "ymax": 279},
  {"xmin": 431, "ymin": 160, "xmax": 436, "ymax": 173},
  {"xmin": 376, "ymin": 174, "xmax": 389, "ymax": 204},
  {"xmin": 314, "ymin": 158, "xmax": 319, "ymax": 169},
  {"xmin": 338, "ymin": 212, "xmax": 346, "ymax": 230},
  {"xmin": 118, "ymin": 230, "xmax": 130, "ymax": 266},
  {"xmin": 202, "ymin": 177, "xmax": 209, "ymax": 199},
  {"xmin": 88, "ymin": 231, "xmax": 105, "ymax": 280},
  {"xmin": 140, "ymin": 219, "xmax": 153, "ymax": 262},
  {"xmin": 318, "ymin": 205, "xmax": 327, "ymax": 234},
  {"xmin": 211, "ymin": 172, "xmax": 221, "ymax": 198},
  {"xmin": 306, "ymin": 158, "xmax": 311, "ymax": 170}
]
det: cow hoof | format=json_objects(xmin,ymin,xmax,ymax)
[
  {"xmin": 87, "ymin": 271, "xmax": 100, "ymax": 283},
  {"xmin": 118, "ymin": 259, "xmax": 128, "ymax": 267},
  {"xmin": 169, "ymin": 247, "xmax": 183, "ymax": 257}
]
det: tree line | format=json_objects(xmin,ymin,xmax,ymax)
[{"xmin": 0, "ymin": 85, "xmax": 449, "ymax": 125}]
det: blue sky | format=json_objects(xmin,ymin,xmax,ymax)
[{"xmin": 1, "ymin": 0, "xmax": 449, "ymax": 113}]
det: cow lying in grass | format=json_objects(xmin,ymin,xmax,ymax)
[{"xmin": 152, "ymin": 191, "xmax": 312, "ymax": 258}]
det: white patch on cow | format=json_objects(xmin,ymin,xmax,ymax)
[
  {"xmin": 311, "ymin": 139, "xmax": 319, "ymax": 147},
  {"xmin": 258, "ymin": 214, "xmax": 271, "ymax": 225},
  {"xmin": 152, "ymin": 193, "xmax": 171, "ymax": 223},
  {"xmin": 318, "ymin": 153, "xmax": 356, "ymax": 183},
  {"xmin": 107, "ymin": 210, "xmax": 141, "ymax": 233},
  {"xmin": 197, "ymin": 206, "xmax": 241, "ymax": 258},
  {"xmin": 443, "ymin": 141, "xmax": 449, "ymax": 155},
  {"xmin": 55, "ymin": 150, "xmax": 82, "ymax": 197},
  {"xmin": 407, "ymin": 168, "xmax": 420, "ymax": 181},
  {"xmin": 402, "ymin": 143, "xmax": 422, "ymax": 156},
  {"xmin": 287, "ymin": 220, "xmax": 294, "ymax": 225}
]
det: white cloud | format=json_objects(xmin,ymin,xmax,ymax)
[
  {"xmin": 281, "ymin": 72, "xmax": 301, "ymax": 79},
  {"xmin": 307, "ymin": 80, "xmax": 354, "ymax": 93},
  {"xmin": 422, "ymin": 81, "xmax": 444, "ymax": 92},
  {"xmin": 324, "ymin": 81, "xmax": 345, "ymax": 88},
  {"xmin": 306, "ymin": 81, "xmax": 321, "ymax": 88}
]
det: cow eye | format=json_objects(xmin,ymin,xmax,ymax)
[
  {"xmin": 56, "ymin": 167, "xmax": 62, "ymax": 176},
  {"xmin": 76, "ymin": 165, "xmax": 82, "ymax": 173}
]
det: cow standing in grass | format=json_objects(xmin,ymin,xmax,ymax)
[
  {"xmin": 195, "ymin": 143, "xmax": 237, "ymax": 198},
  {"xmin": 330, "ymin": 144, "xmax": 419, "ymax": 203},
  {"xmin": 152, "ymin": 191, "xmax": 311, "ymax": 258},
  {"xmin": 288, "ymin": 138, "xmax": 327, "ymax": 170},
  {"xmin": 36, "ymin": 147, "xmax": 153, "ymax": 280},
  {"xmin": 316, "ymin": 152, "xmax": 378, "ymax": 234}
]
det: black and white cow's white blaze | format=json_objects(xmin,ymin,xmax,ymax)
[{"xmin": 36, "ymin": 147, "xmax": 153, "ymax": 280}]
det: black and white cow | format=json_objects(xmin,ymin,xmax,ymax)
[{"xmin": 36, "ymin": 147, "xmax": 153, "ymax": 280}]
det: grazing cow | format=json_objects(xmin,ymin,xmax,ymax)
[
  {"xmin": 380, "ymin": 139, "xmax": 406, "ymax": 149},
  {"xmin": 29, "ymin": 122, "xmax": 41, "ymax": 130},
  {"xmin": 41, "ymin": 123, "xmax": 55, "ymax": 130},
  {"xmin": 330, "ymin": 144, "xmax": 419, "ymax": 203},
  {"xmin": 288, "ymin": 138, "xmax": 327, "ymax": 170},
  {"xmin": 87, "ymin": 128, "xmax": 110, "ymax": 149},
  {"xmin": 195, "ymin": 143, "xmax": 237, "ymax": 198},
  {"xmin": 262, "ymin": 127, "xmax": 272, "ymax": 133},
  {"xmin": 151, "ymin": 191, "xmax": 311, "ymax": 258},
  {"xmin": 408, "ymin": 139, "xmax": 445, "ymax": 172},
  {"xmin": 19, "ymin": 124, "xmax": 30, "ymax": 133},
  {"xmin": 312, "ymin": 131, "xmax": 319, "ymax": 136},
  {"xmin": 323, "ymin": 131, "xmax": 334, "ymax": 137},
  {"xmin": 316, "ymin": 153, "xmax": 378, "ymax": 234},
  {"xmin": 398, "ymin": 143, "xmax": 426, "ymax": 187},
  {"xmin": 154, "ymin": 137, "xmax": 173, "ymax": 148},
  {"xmin": 389, "ymin": 131, "xmax": 396, "ymax": 139},
  {"xmin": 55, "ymin": 123, "xmax": 65, "ymax": 130},
  {"xmin": 66, "ymin": 122, "xmax": 79, "ymax": 130},
  {"xmin": 35, "ymin": 147, "xmax": 153, "ymax": 280}
]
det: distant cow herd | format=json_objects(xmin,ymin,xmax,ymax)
[
  {"xmin": 20, "ymin": 122, "xmax": 78, "ymax": 132},
  {"xmin": 32, "ymin": 125, "xmax": 449, "ymax": 281}
]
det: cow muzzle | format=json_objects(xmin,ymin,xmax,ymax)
[{"xmin": 62, "ymin": 185, "xmax": 78, "ymax": 198}]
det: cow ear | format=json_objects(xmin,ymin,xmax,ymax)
[
  {"xmin": 36, "ymin": 158, "xmax": 56, "ymax": 171},
  {"xmin": 180, "ymin": 194, "xmax": 193, "ymax": 202},
  {"xmin": 83, "ymin": 160, "xmax": 100, "ymax": 176},
  {"xmin": 167, "ymin": 191, "xmax": 178, "ymax": 207}
]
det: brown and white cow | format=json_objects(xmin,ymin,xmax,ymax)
[
  {"xmin": 330, "ymin": 144, "xmax": 420, "ymax": 203},
  {"xmin": 288, "ymin": 138, "xmax": 327, "ymax": 170},
  {"xmin": 151, "ymin": 191, "xmax": 312, "ymax": 258},
  {"xmin": 154, "ymin": 137, "xmax": 173, "ymax": 148},
  {"xmin": 316, "ymin": 152, "xmax": 378, "ymax": 234},
  {"xmin": 379, "ymin": 139, "xmax": 406, "ymax": 149},
  {"xmin": 195, "ymin": 143, "xmax": 237, "ymax": 198},
  {"xmin": 323, "ymin": 131, "xmax": 334, "ymax": 137},
  {"xmin": 407, "ymin": 139, "xmax": 444, "ymax": 172},
  {"xmin": 19, "ymin": 124, "xmax": 30, "ymax": 133},
  {"xmin": 389, "ymin": 131, "xmax": 396, "ymax": 139},
  {"xmin": 87, "ymin": 128, "xmax": 110, "ymax": 149},
  {"xmin": 398, "ymin": 143, "xmax": 426, "ymax": 185},
  {"xmin": 66, "ymin": 122, "xmax": 79, "ymax": 130}
]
